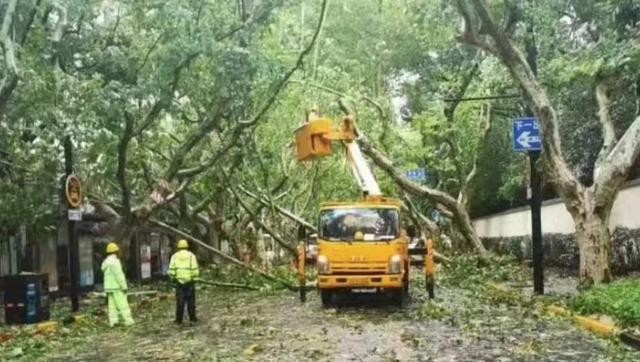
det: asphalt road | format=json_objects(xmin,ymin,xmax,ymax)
[{"xmin": 45, "ymin": 281, "xmax": 639, "ymax": 362}]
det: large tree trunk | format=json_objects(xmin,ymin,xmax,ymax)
[
  {"xmin": 567, "ymin": 188, "xmax": 614, "ymax": 286},
  {"xmin": 452, "ymin": 203, "xmax": 488, "ymax": 257},
  {"xmin": 574, "ymin": 214, "xmax": 612, "ymax": 286}
]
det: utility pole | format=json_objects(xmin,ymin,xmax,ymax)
[
  {"xmin": 526, "ymin": 22, "xmax": 544, "ymax": 295},
  {"xmin": 64, "ymin": 136, "xmax": 81, "ymax": 311}
]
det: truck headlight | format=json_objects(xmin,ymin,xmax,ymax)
[
  {"xmin": 317, "ymin": 255, "xmax": 330, "ymax": 274},
  {"xmin": 389, "ymin": 254, "xmax": 402, "ymax": 274}
]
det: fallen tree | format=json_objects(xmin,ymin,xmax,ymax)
[
  {"xmin": 228, "ymin": 185, "xmax": 297, "ymax": 256},
  {"xmin": 196, "ymin": 279, "xmax": 261, "ymax": 291},
  {"xmin": 149, "ymin": 218, "xmax": 296, "ymax": 290},
  {"xmin": 238, "ymin": 185, "xmax": 317, "ymax": 232}
]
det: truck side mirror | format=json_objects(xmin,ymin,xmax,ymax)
[
  {"xmin": 297, "ymin": 225, "xmax": 307, "ymax": 241},
  {"xmin": 308, "ymin": 233, "xmax": 318, "ymax": 245},
  {"xmin": 407, "ymin": 225, "xmax": 417, "ymax": 239}
]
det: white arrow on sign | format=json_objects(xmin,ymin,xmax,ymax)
[
  {"xmin": 517, "ymin": 131, "xmax": 531, "ymax": 148},
  {"xmin": 517, "ymin": 131, "xmax": 540, "ymax": 148}
]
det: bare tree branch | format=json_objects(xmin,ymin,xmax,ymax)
[
  {"xmin": 117, "ymin": 113, "xmax": 135, "ymax": 218},
  {"xmin": 289, "ymin": 80, "xmax": 385, "ymax": 118},
  {"xmin": 595, "ymin": 80, "xmax": 618, "ymax": 168},
  {"xmin": 135, "ymin": 32, "xmax": 166, "ymax": 78},
  {"xmin": 444, "ymin": 61, "xmax": 480, "ymax": 122},
  {"xmin": 0, "ymin": 0, "xmax": 18, "ymax": 73},
  {"xmin": 358, "ymin": 135, "xmax": 489, "ymax": 262},
  {"xmin": 594, "ymin": 116, "xmax": 640, "ymax": 207},
  {"xmin": 241, "ymin": 0, "xmax": 329, "ymax": 127},
  {"xmin": 190, "ymin": 193, "xmax": 218, "ymax": 218},
  {"xmin": 228, "ymin": 185, "xmax": 297, "ymax": 256},
  {"xmin": 163, "ymin": 99, "xmax": 228, "ymax": 180},
  {"xmin": 457, "ymin": 103, "xmax": 492, "ymax": 209},
  {"xmin": 402, "ymin": 194, "xmax": 439, "ymax": 237},
  {"xmin": 150, "ymin": 218, "xmax": 295, "ymax": 289},
  {"xmin": 0, "ymin": 0, "xmax": 19, "ymax": 112},
  {"xmin": 50, "ymin": 3, "xmax": 68, "ymax": 69},
  {"xmin": 455, "ymin": 0, "xmax": 497, "ymax": 53},
  {"xmin": 174, "ymin": 0, "xmax": 329, "ymax": 179},
  {"xmin": 238, "ymin": 185, "xmax": 317, "ymax": 232}
]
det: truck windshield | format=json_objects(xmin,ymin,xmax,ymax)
[{"xmin": 319, "ymin": 208, "xmax": 399, "ymax": 241}]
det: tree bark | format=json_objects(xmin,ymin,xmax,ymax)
[
  {"xmin": 571, "ymin": 207, "xmax": 612, "ymax": 286},
  {"xmin": 0, "ymin": 0, "xmax": 20, "ymax": 115}
]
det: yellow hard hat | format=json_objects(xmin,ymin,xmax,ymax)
[
  {"xmin": 106, "ymin": 242, "xmax": 120, "ymax": 254},
  {"xmin": 177, "ymin": 239, "xmax": 189, "ymax": 249}
]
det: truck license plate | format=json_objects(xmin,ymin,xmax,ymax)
[{"xmin": 352, "ymin": 288, "xmax": 376, "ymax": 293}]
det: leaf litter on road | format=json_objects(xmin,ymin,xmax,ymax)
[{"xmin": 1, "ymin": 260, "xmax": 639, "ymax": 361}]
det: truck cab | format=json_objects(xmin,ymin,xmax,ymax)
[{"xmin": 314, "ymin": 198, "xmax": 409, "ymax": 306}]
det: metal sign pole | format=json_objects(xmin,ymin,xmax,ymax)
[
  {"xmin": 530, "ymin": 151, "xmax": 543, "ymax": 294},
  {"xmin": 64, "ymin": 137, "xmax": 81, "ymax": 311},
  {"xmin": 526, "ymin": 22, "xmax": 543, "ymax": 295}
]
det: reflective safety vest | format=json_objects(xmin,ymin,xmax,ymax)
[
  {"xmin": 169, "ymin": 250, "xmax": 199, "ymax": 284},
  {"xmin": 101, "ymin": 254, "xmax": 128, "ymax": 292}
]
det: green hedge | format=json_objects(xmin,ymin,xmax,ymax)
[{"xmin": 570, "ymin": 279, "xmax": 640, "ymax": 327}]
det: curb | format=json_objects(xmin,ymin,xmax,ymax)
[
  {"xmin": 486, "ymin": 282, "xmax": 640, "ymax": 350},
  {"xmin": 545, "ymin": 305, "xmax": 619, "ymax": 337}
]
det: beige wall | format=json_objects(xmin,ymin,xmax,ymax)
[{"xmin": 473, "ymin": 180, "xmax": 640, "ymax": 238}]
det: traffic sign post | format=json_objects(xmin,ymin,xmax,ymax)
[
  {"xmin": 513, "ymin": 117, "xmax": 542, "ymax": 152},
  {"xmin": 513, "ymin": 116, "xmax": 544, "ymax": 295}
]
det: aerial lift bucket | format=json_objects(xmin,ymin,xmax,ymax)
[{"xmin": 295, "ymin": 119, "xmax": 334, "ymax": 161}]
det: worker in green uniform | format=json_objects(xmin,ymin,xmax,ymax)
[
  {"xmin": 168, "ymin": 239, "xmax": 199, "ymax": 324},
  {"xmin": 101, "ymin": 242, "xmax": 134, "ymax": 327}
]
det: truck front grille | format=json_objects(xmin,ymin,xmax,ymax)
[{"xmin": 331, "ymin": 263, "xmax": 387, "ymax": 274}]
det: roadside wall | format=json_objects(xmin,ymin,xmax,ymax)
[
  {"xmin": 472, "ymin": 179, "xmax": 640, "ymax": 273},
  {"xmin": 473, "ymin": 179, "xmax": 640, "ymax": 237}
]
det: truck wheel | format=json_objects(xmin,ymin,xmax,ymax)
[
  {"xmin": 391, "ymin": 289, "xmax": 406, "ymax": 307},
  {"xmin": 320, "ymin": 290, "xmax": 333, "ymax": 308},
  {"xmin": 426, "ymin": 279, "xmax": 435, "ymax": 299},
  {"xmin": 299, "ymin": 286, "xmax": 307, "ymax": 303},
  {"xmin": 403, "ymin": 262, "xmax": 410, "ymax": 294}
]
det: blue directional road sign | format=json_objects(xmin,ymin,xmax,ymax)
[
  {"xmin": 405, "ymin": 168, "xmax": 427, "ymax": 183},
  {"xmin": 513, "ymin": 117, "xmax": 542, "ymax": 152}
]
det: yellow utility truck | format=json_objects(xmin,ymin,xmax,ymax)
[{"xmin": 295, "ymin": 108, "xmax": 435, "ymax": 306}]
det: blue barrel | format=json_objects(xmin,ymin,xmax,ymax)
[{"xmin": 25, "ymin": 283, "xmax": 37, "ymax": 323}]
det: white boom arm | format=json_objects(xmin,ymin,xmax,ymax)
[
  {"xmin": 297, "ymin": 110, "xmax": 381, "ymax": 197},
  {"xmin": 345, "ymin": 141, "xmax": 381, "ymax": 197}
]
